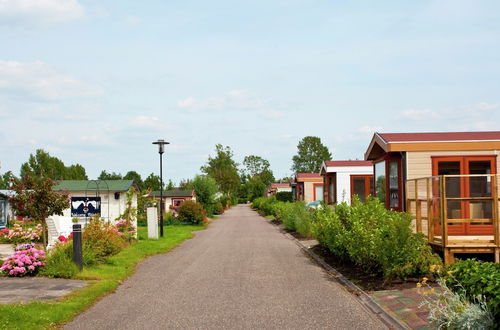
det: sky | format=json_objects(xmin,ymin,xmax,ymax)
[{"xmin": 0, "ymin": 0, "xmax": 500, "ymax": 183}]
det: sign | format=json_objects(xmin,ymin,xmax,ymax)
[{"xmin": 71, "ymin": 197, "xmax": 101, "ymax": 217}]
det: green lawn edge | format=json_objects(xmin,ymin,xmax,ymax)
[{"xmin": 0, "ymin": 225, "xmax": 205, "ymax": 330}]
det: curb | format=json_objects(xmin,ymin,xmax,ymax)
[{"xmin": 283, "ymin": 232, "xmax": 408, "ymax": 330}]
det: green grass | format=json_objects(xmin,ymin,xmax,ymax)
[
  {"xmin": 0, "ymin": 225, "xmax": 204, "ymax": 330},
  {"xmin": 265, "ymin": 215, "xmax": 275, "ymax": 220}
]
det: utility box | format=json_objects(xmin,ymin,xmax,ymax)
[{"xmin": 147, "ymin": 207, "xmax": 159, "ymax": 239}]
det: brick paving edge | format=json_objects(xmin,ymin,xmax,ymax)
[{"xmin": 283, "ymin": 232, "xmax": 409, "ymax": 330}]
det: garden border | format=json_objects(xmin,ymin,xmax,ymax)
[{"xmin": 282, "ymin": 231, "xmax": 408, "ymax": 329}]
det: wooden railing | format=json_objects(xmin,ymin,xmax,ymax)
[{"xmin": 406, "ymin": 174, "xmax": 500, "ymax": 251}]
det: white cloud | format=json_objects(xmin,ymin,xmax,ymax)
[
  {"xmin": 0, "ymin": 60, "xmax": 102, "ymax": 100},
  {"xmin": 177, "ymin": 90, "xmax": 278, "ymax": 115},
  {"xmin": 129, "ymin": 116, "xmax": 171, "ymax": 131},
  {"xmin": 0, "ymin": 0, "xmax": 84, "ymax": 25},
  {"xmin": 398, "ymin": 102, "xmax": 499, "ymax": 122},
  {"xmin": 358, "ymin": 125, "xmax": 383, "ymax": 134}
]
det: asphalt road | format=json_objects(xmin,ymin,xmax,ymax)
[{"xmin": 65, "ymin": 205, "xmax": 386, "ymax": 330}]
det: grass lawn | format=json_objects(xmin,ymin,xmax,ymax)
[{"xmin": 0, "ymin": 225, "xmax": 204, "ymax": 330}]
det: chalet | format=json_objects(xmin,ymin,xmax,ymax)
[
  {"xmin": 320, "ymin": 161, "xmax": 373, "ymax": 205},
  {"xmin": 267, "ymin": 183, "xmax": 292, "ymax": 196},
  {"xmin": 150, "ymin": 190, "xmax": 196, "ymax": 212},
  {"xmin": 292, "ymin": 173, "xmax": 323, "ymax": 203},
  {"xmin": 365, "ymin": 131, "xmax": 500, "ymax": 263}
]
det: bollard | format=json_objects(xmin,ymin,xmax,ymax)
[{"xmin": 72, "ymin": 224, "xmax": 83, "ymax": 271}]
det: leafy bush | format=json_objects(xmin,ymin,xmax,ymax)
[
  {"xmin": 1, "ymin": 244, "xmax": 46, "ymax": 277},
  {"xmin": 313, "ymin": 197, "xmax": 441, "ymax": 280},
  {"xmin": 445, "ymin": 259, "xmax": 500, "ymax": 321},
  {"xmin": 177, "ymin": 200, "xmax": 206, "ymax": 225},
  {"xmin": 213, "ymin": 201, "xmax": 224, "ymax": 215},
  {"xmin": 83, "ymin": 217, "xmax": 126, "ymax": 263},
  {"xmin": 39, "ymin": 243, "xmax": 79, "ymax": 278},
  {"xmin": 188, "ymin": 175, "xmax": 218, "ymax": 216},
  {"xmin": 275, "ymin": 202, "xmax": 313, "ymax": 237},
  {"xmin": 275, "ymin": 191, "xmax": 293, "ymax": 202}
]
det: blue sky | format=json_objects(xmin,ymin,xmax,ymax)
[{"xmin": 1, "ymin": 0, "xmax": 499, "ymax": 183}]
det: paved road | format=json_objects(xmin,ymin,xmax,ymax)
[{"xmin": 65, "ymin": 205, "xmax": 386, "ymax": 329}]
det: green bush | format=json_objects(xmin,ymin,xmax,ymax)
[
  {"xmin": 83, "ymin": 217, "xmax": 126, "ymax": 263},
  {"xmin": 313, "ymin": 197, "xmax": 441, "ymax": 280},
  {"xmin": 213, "ymin": 201, "xmax": 224, "ymax": 215},
  {"xmin": 39, "ymin": 243, "xmax": 79, "ymax": 279},
  {"xmin": 177, "ymin": 200, "xmax": 206, "ymax": 225},
  {"xmin": 275, "ymin": 191, "xmax": 293, "ymax": 202},
  {"xmin": 446, "ymin": 259, "xmax": 500, "ymax": 321},
  {"xmin": 276, "ymin": 202, "xmax": 313, "ymax": 237}
]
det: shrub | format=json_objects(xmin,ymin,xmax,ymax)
[
  {"xmin": 275, "ymin": 191, "xmax": 293, "ymax": 202},
  {"xmin": 445, "ymin": 259, "xmax": 500, "ymax": 321},
  {"xmin": 276, "ymin": 202, "xmax": 313, "ymax": 237},
  {"xmin": 177, "ymin": 200, "xmax": 206, "ymax": 225},
  {"xmin": 419, "ymin": 276, "xmax": 495, "ymax": 329},
  {"xmin": 115, "ymin": 219, "xmax": 137, "ymax": 241},
  {"xmin": 1, "ymin": 244, "xmax": 46, "ymax": 277},
  {"xmin": 39, "ymin": 242, "xmax": 79, "ymax": 278},
  {"xmin": 213, "ymin": 202, "xmax": 224, "ymax": 215},
  {"xmin": 83, "ymin": 217, "xmax": 126, "ymax": 263},
  {"xmin": 313, "ymin": 197, "xmax": 441, "ymax": 280}
]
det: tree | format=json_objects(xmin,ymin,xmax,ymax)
[
  {"xmin": 178, "ymin": 179, "xmax": 191, "ymax": 190},
  {"xmin": 20, "ymin": 149, "xmax": 87, "ymax": 181},
  {"xmin": 98, "ymin": 170, "xmax": 122, "ymax": 180},
  {"xmin": 143, "ymin": 173, "xmax": 162, "ymax": 191},
  {"xmin": 291, "ymin": 136, "xmax": 332, "ymax": 173},
  {"xmin": 9, "ymin": 176, "xmax": 69, "ymax": 247},
  {"xmin": 166, "ymin": 180, "xmax": 175, "ymax": 190},
  {"xmin": 123, "ymin": 171, "xmax": 143, "ymax": 190},
  {"xmin": 242, "ymin": 155, "xmax": 275, "ymax": 186},
  {"xmin": 201, "ymin": 144, "xmax": 240, "ymax": 195},
  {"xmin": 188, "ymin": 175, "xmax": 218, "ymax": 210},
  {"xmin": 0, "ymin": 170, "xmax": 16, "ymax": 189}
]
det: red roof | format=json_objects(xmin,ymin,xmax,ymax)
[
  {"xmin": 296, "ymin": 173, "xmax": 322, "ymax": 179},
  {"xmin": 379, "ymin": 131, "xmax": 500, "ymax": 143},
  {"xmin": 324, "ymin": 160, "xmax": 372, "ymax": 167},
  {"xmin": 271, "ymin": 183, "xmax": 291, "ymax": 188}
]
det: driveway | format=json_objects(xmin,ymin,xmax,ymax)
[{"xmin": 65, "ymin": 204, "xmax": 386, "ymax": 329}]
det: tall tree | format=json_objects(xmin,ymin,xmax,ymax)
[
  {"xmin": 123, "ymin": 171, "xmax": 143, "ymax": 190},
  {"xmin": 166, "ymin": 179, "xmax": 175, "ymax": 190},
  {"xmin": 143, "ymin": 173, "xmax": 162, "ymax": 191},
  {"xmin": 201, "ymin": 144, "xmax": 240, "ymax": 195},
  {"xmin": 98, "ymin": 170, "xmax": 122, "ymax": 180},
  {"xmin": 242, "ymin": 155, "xmax": 275, "ymax": 186},
  {"xmin": 9, "ymin": 176, "xmax": 69, "ymax": 247},
  {"xmin": 188, "ymin": 175, "xmax": 218, "ymax": 208},
  {"xmin": 291, "ymin": 136, "xmax": 332, "ymax": 173},
  {"xmin": 20, "ymin": 149, "xmax": 87, "ymax": 181},
  {"xmin": 178, "ymin": 179, "xmax": 191, "ymax": 190}
]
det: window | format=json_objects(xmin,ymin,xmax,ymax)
[
  {"xmin": 314, "ymin": 184, "xmax": 324, "ymax": 201},
  {"xmin": 350, "ymin": 175, "xmax": 374, "ymax": 203},
  {"xmin": 374, "ymin": 161, "xmax": 386, "ymax": 205}
]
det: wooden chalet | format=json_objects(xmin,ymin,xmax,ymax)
[
  {"xmin": 365, "ymin": 131, "xmax": 500, "ymax": 264},
  {"xmin": 320, "ymin": 160, "xmax": 373, "ymax": 205},
  {"xmin": 292, "ymin": 173, "xmax": 323, "ymax": 203}
]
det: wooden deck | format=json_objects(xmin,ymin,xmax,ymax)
[{"xmin": 406, "ymin": 174, "xmax": 500, "ymax": 264}]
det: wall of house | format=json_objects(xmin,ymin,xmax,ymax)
[
  {"xmin": 301, "ymin": 180, "xmax": 323, "ymax": 203},
  {"xmin": 328, "ymin": 166, "xmax": 373, "ymax": 204},
  {"xmin": 406, "ymin": 150, "xmax": 500, "ymax": 180}
]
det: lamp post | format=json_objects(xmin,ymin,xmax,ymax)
[{"xmin": 152, "ymin": 139, "xmax": 170, "ymax": 237}]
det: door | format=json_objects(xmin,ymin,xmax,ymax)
[
  {"xmin": 432, "ymin": 156, "xmax": 496, "ymax": 235},
  {"xmin": 0, "ymin": 198, "xmax": 6, "ymax": 228}
]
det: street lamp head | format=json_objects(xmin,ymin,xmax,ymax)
[{"xmin": 152, "ymin": 139, "xmax": 170, "ymax": 154}]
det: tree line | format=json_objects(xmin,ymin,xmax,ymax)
[{"xmin": 0, "ymin": 136, "xmax": 332, "ymax": 202}]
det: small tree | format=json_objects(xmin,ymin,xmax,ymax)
[
  {"xmin": 9, "ymin": 176, "xmax": 69, "ymax": 248},
  {"xmin": 201, "ymin": 144, "xmax": 240, "ymax": 195},
  {"xmin": 291, "ymin": 136, "xmax": 332, "ymax": 173},
  {"xmin": 188, "ymin": 175, "xmax": 218, "ymax": 215}
]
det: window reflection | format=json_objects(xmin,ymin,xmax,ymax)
[{"xmin": 375, "ymin": 161, "xmax": 386, "ymax": 204}]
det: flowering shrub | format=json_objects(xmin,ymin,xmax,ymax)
[
  {"xmin": 115, "ymin": 219, "xmax": 137, "ymax": 240},
  {"xmin": 0, "ymin": 223, "xmax": 43, "ymax": 244},
  {"xmin": 57, "ymin": 233, "xmax": 73, "ymax": 243},
  {"xmin": 83, "ymin": 217, "xmax": 126, "ymax": 263},
  {"xmin": 1, "ymin": 243, "xmax": 46, "ymax": 277}
]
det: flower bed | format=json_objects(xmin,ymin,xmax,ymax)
[
  {"xmin": 0, "ymin": 223, "xmax": 43, "ymax": 244},
  {"xmin": 1, "ymin": 243, "xmax": 46, "ymax": 277}
]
